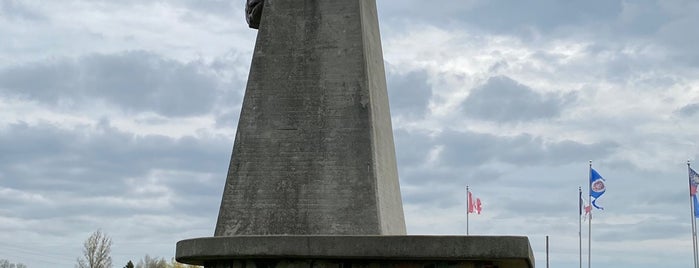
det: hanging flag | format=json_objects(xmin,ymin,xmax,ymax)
[
  {"xmin": 590, "ymin": 168, "xmax": 606, "ymax": 210},
  {"xmin": 579, "ymin": 190, "xmax": 591, "ymax": 220},
  {"xmin": 468, "ymin": 191, "xmax": 474, "ymax": 213},
  {"xmin": 468, "ymin": 191, "xmax": 482, "ymax": 214},
  {"xmin": 579, "ymin": 190, "xmax": 582, "ymax": 216},
  {"xmin": 689, "ymin": 167, "xmax": 699, "ymax": 196},
  {"xmin": 689, "ymin": 167, "xmax": 699, "ymax": 217},
  {"xmin": 584, "ymin": 204, "xmax": 592, "ymax": 220},
  {"xmin": 476, "ymin": 198, "xmax": 482, "ymax": 214}
]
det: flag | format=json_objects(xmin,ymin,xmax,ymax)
[
  {"xmin": 580, "ymin": 190, "xmax": 591, "ymax": 221},
  {"xmin": 690, "ymin": 167, "xmax": 699, "ymax": 217},
  {"xmin": 468, "ymin": 191, "xmax": 473, "ymax": 213},
  {"xmin": 579, "ymin": 189, "xmax": 583, "ymax": 215},
  {"xmin": 689, "ymin": 167, "xmax": 699, "ymax": 196},
  {"xmin": 476, "ymin": 198, "xmax": 482, "ymax": 214},
  {"xmin": 579, "ymin": 190, "xmax": 591, "ymax": 220},
  {"xmin": 468, "ymin": 191, "xmax": 482, "ymax": 214},
  {"xmin": 584, "ymin": 204, "xmax": 592, "ymax": 219},
  {"xmin": 590, "ymin": 168, "xmax": 606, "ymax": 210}
]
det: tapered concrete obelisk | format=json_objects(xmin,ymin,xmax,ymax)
[
  {"xmin": 177, "ymin": 1, "xmax": 534, "ymax": 267},
  {"xmin": 213, "ymin": 0, "xmax": 405, "ymax": 236}
]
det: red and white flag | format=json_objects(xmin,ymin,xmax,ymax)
[
  {"xmin": 580, "ymin": 194, "xmax": 591, "ymax": 221},
  {"xmin": 468, "ymin": 191, "xmax": 482, "ymax": 214}
]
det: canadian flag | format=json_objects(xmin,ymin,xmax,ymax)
[{"xmin": 468, "ymin": 191, "xmax": 482, "ymax": 214}]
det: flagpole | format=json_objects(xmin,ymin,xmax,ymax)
[
  {"xmin": 466, "ymin": 185, "xmax": 470, "ymax": 236},
  {"xmin": 579, "ymin": 186, "xmax": 582, "ymax": 268},
  {"xmin": 689, "ymin": 161, "xmax": 698, "ymax": 268},
  {"xmin": 546, "ymin": 235, "xmax": 550, "ymax": 268},
  {"xmin": 588, "ymin": 160, "xmax": 592, "ymax": 268}
]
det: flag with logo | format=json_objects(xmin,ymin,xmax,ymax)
[
  {"xmin": 590, "ymin": 168, "xmax": 606, "ymax": 210},
  {"xmin": 690, "ymin": 167, "xmax": 699, "ymax": 217}
]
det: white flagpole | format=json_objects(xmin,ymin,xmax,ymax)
[
  {"xmin": 466, "ymin": 185, "xmax": 470, "ymax": 235},
  {"xmin": 689, "ymin": 161, "xmax": 698, "ymax": 268},
  {"xmin": 579, "ymin": 186, "xmax": 582, "ymax": 268},
  {"xmin": 588, "ymin": 160, "xmax": 592, "ymax": 268}
]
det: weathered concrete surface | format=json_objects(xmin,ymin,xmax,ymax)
[
  {"xmin": 214, "ymin": 0, "xmax": 405, "ymax": 236},
  {"xmin": 202, "ymin": 260, "xmax": 526, "ymax": 268},
  {"xmin": 199, "ymin": 259, "xmax": 527, "ymax": 268},
  {"xmin": 176, "ymin": 0, "xmax": 535, "ymax": 267},
  {"xmin": 176, "ymin": 236, "xmax": 534, "ymax": 268}
]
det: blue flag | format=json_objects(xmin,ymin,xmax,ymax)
[
  {"xmin": 694, "ymin": 195, "xmax": 699, "ymax": 218},
  {"xmin": 590, "ymin": 168, "xmax": 606, "ymax": 210}
]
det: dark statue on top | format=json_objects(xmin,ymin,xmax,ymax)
[{"xmin": 246, "ymin": 0, "xmax": 264, "ymax": 29}]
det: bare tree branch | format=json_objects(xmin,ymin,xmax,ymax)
[{"xmin": 76, "ymin": 230, "xmax": 112, "ymax": 268}]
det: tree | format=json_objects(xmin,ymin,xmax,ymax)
[
  {"xmin": 135, "ymin": 255, "xmax": 167, "ymax": 268},
  {"xmin": 124, "ymin": 261, "xmax": 134, "ymax": 268},
  {"xmin": 0, "ymin": 259, "xmax": 28, "ymax": 268},
  {"xmin": 76, "ymin": 230, "xmax": 112, "ymax": 268},
  {"xmin": 170, "ymin": 258, "xmax": 202, "ymax": 268}
]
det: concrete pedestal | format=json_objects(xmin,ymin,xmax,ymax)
[{"xmin": 176, "ymin": 236, "xmax": 534, "ymax": 268}]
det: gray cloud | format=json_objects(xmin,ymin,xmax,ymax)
[
  {"xmin": 0, "ymin": 0, "xmax": 45, "ymax": 21},
  {"xmin": 379, "ymin": 0, "xmax": 699, "ymax": 70},
  {"xmin": 393, "ymin": 128, "xmax": 434, "ymax": 167},
  {"xmin": 461, "ymin": 76, "xmax": 573, "ymax": 122},
  {"xmin": 437, "ymin": 130, "xmax": 617, "ymax": 167},
  {"xmin": 120, "ymin": 0, "xmax": 242, "ymax": 25},
  {"xmin": 378, "ymin": 0, "xmax": 693, "ymax": 41},
  {"xmin": 379, "ymin": 0, "xmax": 622, "ymax": 35},
  {"xmin": 615, "ymin": 1, "xmax": 672, "ymax": 36},
  {"xmin": 660, "ymin": 18, "xmax": 699, "ymax": 67},
  {"xmin": 597, "ymin": 218, "xmax": 688, "ymax": 242},
  {"xmin": 0, "ymin": 121, "xmax": 230, "ymax": 219},
  {"xmin": 178, "ymin": 0, "xmax": 239, "ymax": 18},
  {"xmin": 677, "ymin": 103, "xmax": 699, "ymax": 117},
  {"xmin": 0, "ymin": 51, "xmax": 226, "ymax": 116},
  {"xmin": 215, "ymin": 108, "xmax": 241, "ymax": 128},
  {"xmin": 209, "ymin": 52, "xmax": 249, "ymax": 127},
  {"xmin": 386, "ymin": 69, "xmax": 432, "ymax": 119},
  {"xmin": 458, "ymin": 0, "xmax": 622, "ymax": 34}
]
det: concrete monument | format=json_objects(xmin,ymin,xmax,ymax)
[
  {"xmin": 177, "ymin": 1, "xmax": 534, "ymax": 267},
  {"xmin": 217, "ymin": 0, "xmax": 405, "ymax": 236}
]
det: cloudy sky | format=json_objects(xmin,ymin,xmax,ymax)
[{"xmin": 1, "ymin": 0, "xmax": 699, "ymax": 267}]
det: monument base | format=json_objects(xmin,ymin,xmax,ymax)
[{"xmin": 176, "ymin": 236, "xmax": 534, "ymax": 268}]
